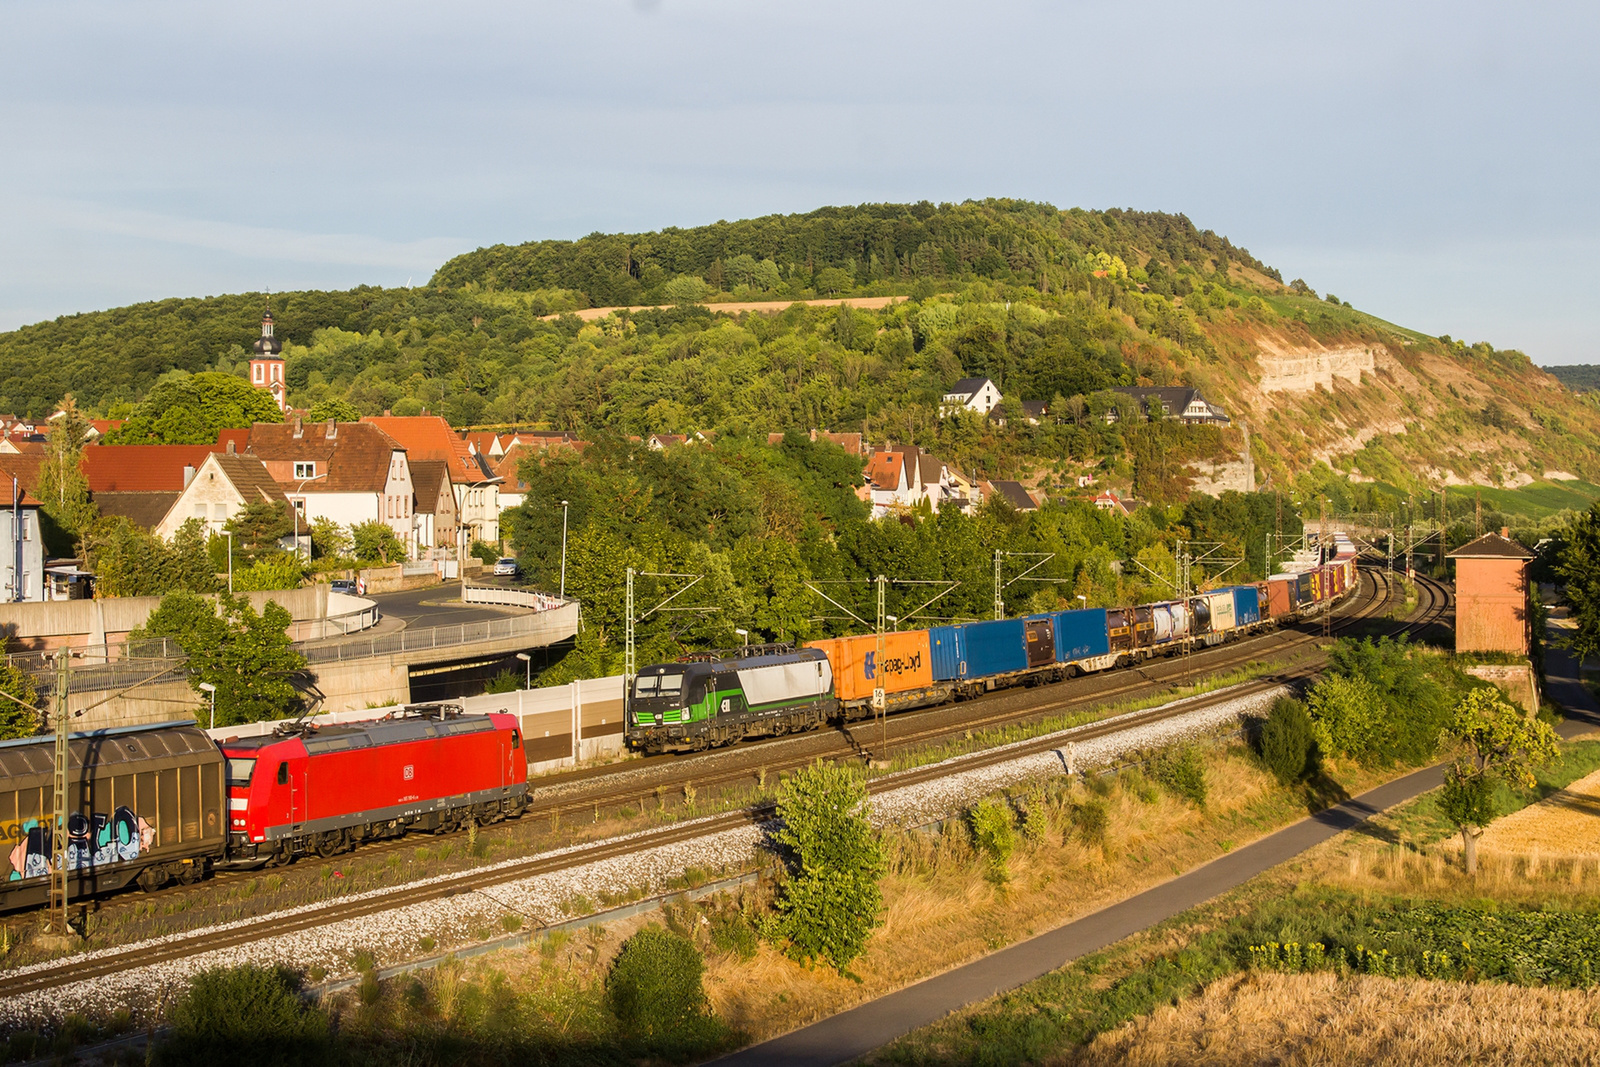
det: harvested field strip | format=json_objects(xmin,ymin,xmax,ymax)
[
  {"xmin": 1479, "ymin": 766, "xmax": 1600, "ymax": 857},
  {"xmin": 1079, "ymin": 971, "xmax": 1600, "ymax": 1067}
]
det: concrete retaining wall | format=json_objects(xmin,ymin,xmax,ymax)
[{"xmin": 0, "ymin": 584, "xmax": 328, "ymax": 652}]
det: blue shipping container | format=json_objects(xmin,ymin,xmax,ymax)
[
  {"xmin": 929, "ymin": 625, "xmax": 965, "ymax": 681},
  {"xmin": 929, "ymin": 619, "xmax": 1030, "ymax": 680},
  {"xmin": 1231, "ymin": 586, "xmax": 1261, "ymax": 626},
  {"xmin": 962, "ymin": 618, "xmax": 1029, "ymax": 679},
  {"xmin": 1051, "ymin": 608, "xmax": 1110, "ymax": 661}
]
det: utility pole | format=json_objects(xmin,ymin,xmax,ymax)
[
  {"xmin": 874, "ymin": 575, "xmax": 887, "ymax": 759},
  {"xmin": 993, "ymin": 550, "xmax": 1003, "ymax": 621},
  {"xmin": 47, "ymin": 651, "xmax": 70, "ymax": 937}
]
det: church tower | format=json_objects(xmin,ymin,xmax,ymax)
[{"xmin": 249, "ymin": 309, "xmax": 287, "ymax": 412}]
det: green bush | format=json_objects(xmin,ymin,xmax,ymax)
[
  {"xmin": 1310, "ymin": 636, "xmax": 1456, "ymax": 766},
  {"xmin": 605, "ymin": 926, "xmax": 716, "ymax": 1045},
  {"xmin": 483, "ymin": 669, "xmax": 520, "ymax": 694},
  {"xmin": 1071, "ymin": 797, "xmax": 1109, "ymax": 850},
  {"xmin": 709, "ymin": 907, "xmax": 760, "ymax": 961},
  {"xmin": 1148, "ymin": 744, "xmax": 1208, "ymax": 808},
  {"xmin": 157, "ymin": 964, "xmax": 328, "ymax": 1066},
  {"xmin": 767, "ymin": 761, "xmax": 883, "ymax": 971},
  {"xmin": 1259, "ymin": 697, "xmax": 1318, "ymax": 784},
  {"xmin": 969, "ymin": 797, "xmax": 1016, "ymax": 882}
]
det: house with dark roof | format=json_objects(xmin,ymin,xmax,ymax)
[
  {"xmin": 249, "ymin": 418, "xmax": 418, "ymax": 557},
  {"xmin": 1448, "ymin": 528, "xmax": 1536, "ymax": 655},
  {"xmin": 1108, "ymin": 387, "xmax": 1229, "ymax": 425},
  {"xmin": 986, "ymin": 480, "xmax": 1040, "ymax": 512},
  {"xmin": 155, "ymin": 450, "xmax": 290, "ymax": 543},
  {"xmin": 362, "ymin": 415, "xmax": 501, "ymax": 546},
  {"xmin": 409, "ymin": 460, "xmax": 460, "ymax": 555},
  {"xmin": 941, "ymin": 377, "xmax": 1003, "ymax": 417}
]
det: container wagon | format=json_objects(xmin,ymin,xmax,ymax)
[
  {"xmin": 0, "ymin": 721, "xmax": 225, "ymax": 907},
  {"xmin": 221, "ymin": 704, "xmax": 527, "ymax": 865}
]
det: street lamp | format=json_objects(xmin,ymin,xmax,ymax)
[
  {"xmin": 734, "ymin": 628, "xmax": 749, "ymax": 649},
  {"xmin": 515, "ymin": 652, "xmax": 531, "ymax": 690},
  {"xmin": 559, "ymin": 500, "xmax": 570, "ymax": 600},
  {"xmin": 886, "ymin": 614, "xmax": 898, "ymax": 632},
  {"xmin": 198, "ymin": 682, "xmax": 217, "ymax": 730},
  {"xmin": 1076, "ymin": 595, "xmax": 1088, "ymax": 607}
]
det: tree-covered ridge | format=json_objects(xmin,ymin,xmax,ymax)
[
  {"xmin": 1543, "ymin": 365, "xmax": 1600, "ymax": 393},
  {"xmin": 429, "ymin": 199, "xmax": 1281, "ymax": 305}
]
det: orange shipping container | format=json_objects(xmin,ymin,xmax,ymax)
[{"xmin": 805, "ymin": 630, "xmax": 935, "ymax": 702}]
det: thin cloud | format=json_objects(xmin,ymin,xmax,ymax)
[{"xmin": 28, "ymin": 198, "xmax": 467, "ymax": 271}]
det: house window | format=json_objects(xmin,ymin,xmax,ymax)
[
  {"xmin": 194, "ymin": 504, "xmax": 207, "ymax": 520},
  {"xmin": 293, "ymin": 461, "xmax": 316, "ymax": 479},
  {"xmin": 253, "ymin": 363, "xmax": 263, "ymax": 384},
  {"xmin": 19, "ymin": 513, "xmax": 29, "ymax": 540}
]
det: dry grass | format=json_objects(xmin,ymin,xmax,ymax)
[
  {"xmin": 1073, "ymin": 970, "xmax": 1600, "ymax": 1066},
  {"xmin": 1309, "ymin": 835, "xmax": 1600, "ymax": 910},
  {"xmin": 700, "ymin": 747, "xmax": 1315, "ymax": 1042},
  {"xmin": 1478, "ymin": 766, "xmax": 1600, "ymax": 858}
]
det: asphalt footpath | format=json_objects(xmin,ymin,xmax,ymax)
[{"xmin": 712, "ymin": 625, "xmax": 1600, "ymax": 1067}]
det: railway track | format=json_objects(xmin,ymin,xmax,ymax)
[
  {"xmin": 0, "ymin": 564, "xmax": 1450, "ymax": 999},
  {"xmin": 24, "ymin": 564, "xmax": 1428, "ymax": 917}
]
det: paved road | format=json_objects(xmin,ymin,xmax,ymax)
[
  {"xmin": 368, "ymin": 583, "xmax": 521, "ymax": 627},
  {"xmin": 714, "ymin": 647, "xmax": 1600, "ymax": 1067}
]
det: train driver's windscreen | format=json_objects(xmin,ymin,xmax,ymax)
[
  {"xmin": 634, "ymin": 672, "xmax": 685, "ymax": 700},
  {"xmin": 226, "ymin": 758, "xmax": 257, "ymax": 788}
]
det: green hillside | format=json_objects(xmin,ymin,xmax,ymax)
[{"xmin": 2, "ymin": 198, "xmax": 1598, "ymax": 517}]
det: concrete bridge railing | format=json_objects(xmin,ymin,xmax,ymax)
[{"xmin": 299, "ymin": 601, "xmax": 580, "ymax": 665}]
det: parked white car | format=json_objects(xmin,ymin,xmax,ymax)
[{"xmin": 493, "ymin": 557, "xmax": 520, "ymax": 577}]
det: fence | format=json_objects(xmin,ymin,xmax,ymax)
[
  {"xmin": 283, "ymin": 595, "xmax": 382, "ymax": 642},
  {"xmin": 462, "ymin": 585, "xmax": 569, "ymax": 611},
  {"xmin": 297, "ymin": 601, "xmax": 580, "ymax": 665}
]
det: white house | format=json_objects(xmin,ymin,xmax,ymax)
[
  {"xmin": 155, "ymin": 449, "xmax": 289, "ymax": 542},
  {"xmin": 0, "ymin": 480, "xmax": 45, "ymax": 602},
  {"xmin": 248, "ymin": 418, "xmax": 418, "ymax": 557},
  {"xmin": 363, "ymin": 416, "xmax": 501, "ymax": 546},
  {"xmin": 941, "ymin": 377, "xmax": 1003, "ymax": 417}
]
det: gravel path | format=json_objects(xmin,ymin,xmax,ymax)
[{"xmin": 0, "ymin": 682, "xmax": 1284, "ymax": 1029}]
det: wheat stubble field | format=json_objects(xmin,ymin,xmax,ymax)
[{"xmin": 1075, "ymin": 971, "xmax": 1600, "ymax": 1066}]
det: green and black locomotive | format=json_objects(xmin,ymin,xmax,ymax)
[{"xmin": 626, "ymin": 648, "xmax": 835, "ymax": 753}]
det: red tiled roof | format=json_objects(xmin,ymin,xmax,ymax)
[
  {"xmin": 865, "ymin": 452, "xmax": 904, "ymax": 490},
  {"xmin": 0, "ymin": 480, "xmax": 42, "ymax": 507},
  {"xmin": 81, "ymin": 445, "xmax": 224, "ymax": 493},
  {"xmin": 0, "ymin": 454, "xmax": 42, "ymax": 492},
  {"xmin": 362, "ymin": 416, "xmax": 492, "ymax": 483},
  {"xmin": 247, "ymin": 420, "xmax": 404, "ymax": 493}
]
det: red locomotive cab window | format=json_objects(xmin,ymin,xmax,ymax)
[
  {"xmin": 510, "ymin": 730, "xmax": 521, "ymax": 750},
  {"xmin": 277, "ymin": 762, "xmax": 288, "ymax": 785}
]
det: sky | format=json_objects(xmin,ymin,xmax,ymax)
[{"xmin": 3, "ymin": 1, "xmax": 1596, "ymax": 362}]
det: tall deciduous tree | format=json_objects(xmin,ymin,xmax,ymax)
[
  {"xmin": 111, "ymin": 371, "xmax": 283, "ymax": 445},
  {"xmin": 82, "ymin": 517, "xmax": 219, "ymax": 597},
  {"xmin": 1440, "ymin": 687, "xmax": 1559, "ymax": 874},
  {"xmin": 36, "ymin": 394, "xmax": 97, "ymax": 554},
  {"xmin": 134, "ymin": 591, "xmax": 307, "ymax": 726}
]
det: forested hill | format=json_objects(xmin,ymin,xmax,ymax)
[
  {"xmin": 428, "ymin": 200, "xmax": 1282, "ymax": 304},
  {"xmin": 3, "ymin": 198, "xmax": 1599, "ymax": 511},
  {"xmin": 1543, "ymin": 365, "xmax": 1600, "ymax": 393}
]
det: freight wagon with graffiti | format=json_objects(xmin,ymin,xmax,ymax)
[{"xmin": 0, "ymin": 721, "xmax": 225, "ymax": 909}]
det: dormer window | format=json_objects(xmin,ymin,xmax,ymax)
[{"xmin": 294, "ymin": 461, "xmax": 317, "ymax": 479}]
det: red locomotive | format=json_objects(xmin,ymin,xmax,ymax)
[{"xmin": 219, "ymin": 703, "xmax": 528, "ymax": 866}]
